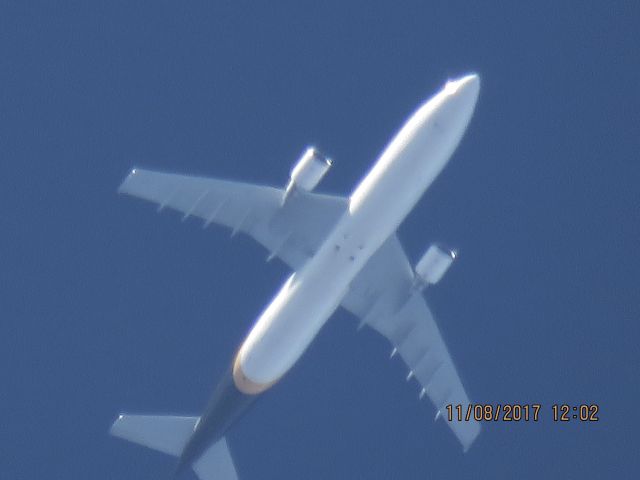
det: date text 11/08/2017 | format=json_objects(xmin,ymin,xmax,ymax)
[{"xmin": 445, "ymin": 404, "xmax": 600, "ymax": 422}]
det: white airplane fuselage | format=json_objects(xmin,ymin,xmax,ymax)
[
  {"xmin": 235, "ymin": 74, "xmax": 480, "ymax": 392},
  {"xmin": 117, "ymin": 74, "xmax": 481, "ymax": 475}
]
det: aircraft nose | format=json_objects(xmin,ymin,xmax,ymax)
[
  {"xmin": 443, "ymin": 73, "xmax": 480, "ymax": 103},
  {"xmin": 456, "ymin": 73, "xmax": 480, "ymax": 88},
  {"xmin": 439, "ymin": 73, "xmax": 480, "ymax": 125}
]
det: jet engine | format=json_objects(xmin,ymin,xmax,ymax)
[
  {"xmin": 414, "ymin": 244, "xmax": 457, "ymax": 289},
  {"xmin": 283, "ymin": 147, "xmax": 332, "ymax": 203}
]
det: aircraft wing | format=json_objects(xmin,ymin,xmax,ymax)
[
  {"xmin": 341, "ymin": 235, "xmax": 481, "ymax": 451},
  {"xmin": 119, "ymin": 168, "xmax": 346, "ymax": 269},
  {"xmin": 119, "ymin": 168, "xmax": 479, "ymax": 450}
]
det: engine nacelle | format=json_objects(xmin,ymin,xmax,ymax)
[
  {"xmin": 283, "ymin": 147, "xmax": 332, "ymax": 203},
  {"xmin": 414, "ymin": 244, "xmax": 457, "ymax": 289}
]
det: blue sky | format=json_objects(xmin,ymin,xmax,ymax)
[{"xmin": 2, "ymin": 1, "xmax": 639, "ymax": 478}]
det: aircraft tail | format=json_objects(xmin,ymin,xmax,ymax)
[{"xmin": 110, "ymin": 414, "xmax": 238, "ymax": 480}]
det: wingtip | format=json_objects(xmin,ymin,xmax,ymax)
[
  {"xmin": 461, "ymin": 422, "xmax": 481, "ymax": 453},
  {"xmin": 108, "ymin": 414, "xmax": 124, "ymax": 436},
  {"xmin": 117, "ymin": 168, "xmax": 139, "ymax": 194}
]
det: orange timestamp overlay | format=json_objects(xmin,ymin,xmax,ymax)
[{"xmin": 445, "ymin": 404, "xmax": 600, "ymax": 422}]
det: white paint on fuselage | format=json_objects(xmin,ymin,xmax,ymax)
[{"xmin": 238, "ymin": 74, "xmax": 480, "ymax": 386}]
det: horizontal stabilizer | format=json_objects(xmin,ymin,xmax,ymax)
[
  {"xmin": 193, "ymin": 437, "xmax": 238, "ymax": 480},
  {"xmin": 110, "ymin": 414, "xmax": 198, "ymax": 457}
]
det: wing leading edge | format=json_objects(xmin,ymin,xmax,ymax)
[{"xmin": 119, "ymin": 168, "xmax": 480, "ymax": 450}]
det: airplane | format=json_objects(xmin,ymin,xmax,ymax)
[{"xmin": 110, "ymin": 73, "xmax": 482, "ymax": 479}]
